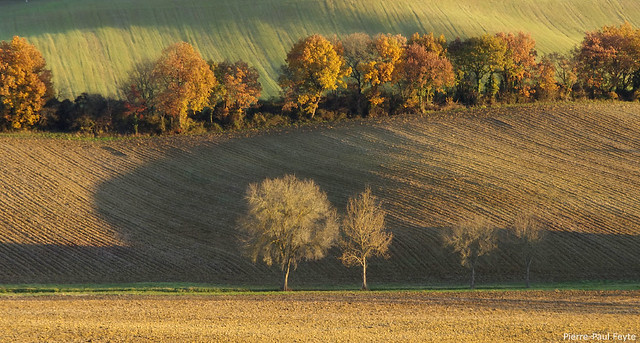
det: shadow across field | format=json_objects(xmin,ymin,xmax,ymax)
[
  {"xmin": 90, "ymin": 117, "xmax": 640, "ymax": 285},
  {"xmin": 4, "ymin": 104, "xmax": 640, "ymax": 285},
  {"xmin": 90, "ymin": 125, "xmax": 397, "ymax": 285}
]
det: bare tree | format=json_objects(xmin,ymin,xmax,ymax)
[
  {"xmin": 444, "ymin": 215, "xmax": 499, "ymax": 289},
  {"xmin": 512, "ymin": 211, "xmax": 545, "ymax": 288},
  {"xmin": 339, "ymin": 187, "xmax": 392, "ymax": 290},
  {"xmin": 340, "ymin": 33, "xmax": 374, "ymax": 116},
  {"xmin": 238, "ymin": 175, "xmax": 339, "ymax": 291}
]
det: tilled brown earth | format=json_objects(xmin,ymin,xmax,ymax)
[{"xmin": 1, "ymin": 290, "xmax": 638, "ymax": 342}]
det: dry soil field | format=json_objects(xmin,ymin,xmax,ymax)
[
  {"xmin": 1, "ymin": 290, "xmax": 638, "ymax": 342},
  {"xmin": 1, "ymin": 102, "xmax": 640, "ymax": 286}
]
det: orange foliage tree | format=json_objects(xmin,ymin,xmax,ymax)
[
  {"xmin": 575, "ymin": 22, "xmax": 640, "ymax": 97},
  {"xmin": 152, "ymin": 42, "xmax": 216, "ymax": 132},
  {"xmin": 279, "ymin": 34, "xmax": 350, "ymax": 118},
  {"xmin": 400, "ymin": 43, "xmax": 455, "ymax": 112},
  {"xmin": 534, "ymin": 56, "xmax": 560, "ymax": 100},
  {"xmin": 0, "ymin": 36, "xmax": 52, "ymax": 129},
  {"xmin": 212, "ymin": 61, "xmax": 262, "ymax": 125}
]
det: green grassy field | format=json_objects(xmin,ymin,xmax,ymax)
[
  {"xmin": 1, "ymin": 280, "xmax": 638, "ymax": 296},
  {"xmin": 1, "ymin": 0, "xmax": 639, "ymax": 98},
  {"xmin": 1, "ymin": 102, "xmax": 640, "ymax": 286}
]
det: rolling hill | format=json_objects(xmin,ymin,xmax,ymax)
[
  {"xmin": 1, "ymin": 102, "xmax": 640, "ymax": 286},
  {"xmin": 0, "ymin": 0, "xmax": 639, "ymax": 99}
]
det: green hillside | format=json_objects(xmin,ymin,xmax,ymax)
[
  {"xmin": 1, "ymin": 0, "xmax": 639, "ymax": 99},
  {"xmin": 1, "ymin": 102, "xmax": 640, "ymax": 286}
]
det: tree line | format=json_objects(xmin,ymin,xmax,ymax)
[
  {"xmin": 239, "ymin": 174, "xmax": 545, "ymax": 291},
  {"xmin": 1, "ymin": 22, "xmax": 640, "ymax": 133}
]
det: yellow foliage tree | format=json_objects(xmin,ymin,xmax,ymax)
[
  {"xmin": 279, "ymin": 34, "xmax": 350, "ymax": 118},
  {"xmin": 407, "ymin": 32, "xmax": 448, "ymax": 57},
  {"xmin": 152, "ymin": 42, "xmax": 216, "ymax": 132},
  {"xmin": 0, "ymin": 36, "xmax": 52, "ymax": 129},
  {"xmin": 359, "ymin": 34, "xmax": 406, "ymax": 109}
]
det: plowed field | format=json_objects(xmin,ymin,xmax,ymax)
[
  {"xmin": 1, "ymin": 290, "xmax": 638, "ymax": 342},
  {"xmin": 1, "ymin": 103, "xmax": 640, "ymax": 285}
]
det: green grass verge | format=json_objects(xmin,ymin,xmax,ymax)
[{"xmin": 1, "ymin": 280, "xmax": 637, "ymax": 296}]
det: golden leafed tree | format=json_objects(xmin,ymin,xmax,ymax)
[
  {"xmin": 359, "ymin": 33, "xmax": 406, "ymax": 110},
  {"xmin": 152, "ymin": 42, "xmax": 216, "ymax": 132},
  {"xmin": 238, "ymin": 175, "xmax": 339, "ymax": 291},
  {"xmin": 339, "ymin": 187, "xmax": 392, "ymax": 290},
  {"xmin": 407, "ymin": 32, "xmax": 448, "ymax": 57},
  {"xmin": 0, "ymin": 36, "xmax": 52, "ymax": 130},
  {"xmin": 512, "ymin": 210, "xmax": 545, "ymax": 288},
  {"xmin": 496, "ymin": 32, "xmax": 538, "ymax": 98},
  {"xmin": 279, "ymin": 34, "xmax": 351, "ymax": 118},
  {"xmin": 444, "ymin": 215, "xmax": 499, "ymax": 289}
]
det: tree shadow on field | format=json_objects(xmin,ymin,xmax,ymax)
[
  {"xmin": 3, "ymin": 119, "xmax": 640, "ymax": 286},
  {"xmin": 89, "ymin": 126, "xmax": 404, "ymax": 285},
  {"xmin": 433, "ymin": 227, "xmax": 640, "ymax": 286}
]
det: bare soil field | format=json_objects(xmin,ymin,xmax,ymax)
[
  {"xmin": 1, "ymin": 103, "xmax": 640, "ymax": 285},
  {"xmin": 1, "ymin": 290, "xmax": 638, "ymax": 342}
]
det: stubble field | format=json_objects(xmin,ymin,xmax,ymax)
[{"xmin": 1, "ymin": 290, "xmax": 638, "ymax": 342}]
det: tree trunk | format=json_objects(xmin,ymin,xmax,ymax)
[
  {"xmin": 357, "ymin": 90, "xmax": 365, "ymax": 117},
  {"xmin": 361, "ymin": 258, "xmax": 368, "ymax": 291},
  {"xmin": 160, "ymin": 114, "xmax": 166, "ymax": 133},
  {"xmin": 309, "ymin": 98, "xmax": 320, "ymax": 119},
  {"xmin": 281, "ymin": 260, "xmax": 291, "ymax": 291},
  {"xmin": 470, "ymin": 262, "xmax": 476, "ymax": 289},
  {"xmin": 526, "ymin": 257, "xmax": 532, "ymax": 288}
]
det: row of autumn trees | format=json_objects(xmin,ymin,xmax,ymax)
[
  {"xmin": 2, "ymin": 22, "xmax": 640, "ymax": 133},
  {"xmin": 240, "ymin": 175, "xmax": 545, "ymax": 291},
  {"xmin": 282, "ymin": 21, "xmax": 640, "ymax": 119}
]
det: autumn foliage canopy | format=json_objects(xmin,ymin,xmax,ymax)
[
  {"xmin": 0, "ymin": 36, "xmax": 52, "ymax": 129},
  {"xmin": 3, "ymin": 22, "xmax": 640, "ymax": 134},
  {"xmin": 279, "ymin": 34, "xmax": 351, "ymax": 118},
  {"xmin": 151, "ymin": 42, "xmax": 217, "ymax": 132}
]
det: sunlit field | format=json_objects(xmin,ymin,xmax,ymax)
[
  {"xmin": 1, "ymin": 0, "xmax": 639, "ymax": 98},
  {"xmin": 1, "ymin": 290, "xmax": 638, "ymax": 342}
]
